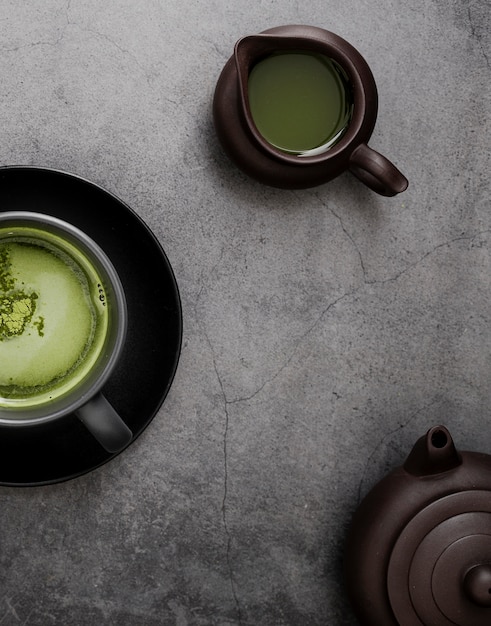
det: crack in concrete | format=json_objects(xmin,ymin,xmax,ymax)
[
  {"xmin": 309, "ymin": 189, "xmax": 491, "ymax": 288},
  {"xmin": 204, "ymin": 331, "xmax": 243, "ymax": 625},
  {"xmin": 0, "ymin": 596, "xmax": 21, "ymax": 624},
  {"xmin": 356, "ymin": 396, "xmax": 442, "ymax": 504},
  {"xmin": 198, "ymin": 219, "xmax": 491, "ymax": 413},
  {"xmin": 316, "ymin": 188, "xmax": 491, "ymax": 288},
  {"xmin": 0, "ymin": 32, "xmax": 67, "ymax": 53},
  {"xmin": 368, "ymin": 231, "xmax": 491, "ymax": 285},
  {"xmin": 1, "ymin": 2, "xmax": 153, "ymax": 90},
  {"xmin": 226, "ymin": 230, "xmax": 491, "ymax": 407},
  {"xmin": 80, "ymin": 27, "xmax": 149, "ymax": 78},
  {"xmin": 327, "ymin": 205, "xmax": 368, "ymax": 281},
  {"xmin": 228, "ymin": 287, "xmax": 361, "ymax": 405},
  {"xmin": 0, "ymin": 0, "xmax": 72, "ymax": 53},
  {"xmin": 195, "ymin": 258, "xmax": 242, "ymax": 624},
  {"xmin": 468, "ymin": 4, "xmax": 491, "ymax": 72},
  {"xmin": 21, "ymin": 607, "xmax": 35, "ymax": 626},
  {"xmin": 306, "ymin": 190, "xmax": 368, "ymax": 283}
]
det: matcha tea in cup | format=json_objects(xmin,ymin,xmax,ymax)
[{"xmin": 0, "ymin": 212, "xmax": 132, "ymax": 453}]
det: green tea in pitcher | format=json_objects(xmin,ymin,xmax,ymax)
[{"xmin": 248, "ymin": 51, "xmax": 354, "ymax": 156}]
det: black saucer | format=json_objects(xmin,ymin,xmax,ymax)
[{"xmin": 0, "ymin": 167, "xmax": 182, "ymax": 486}]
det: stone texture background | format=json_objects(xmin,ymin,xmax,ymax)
[{"xmin": 0, "ymin": 0, "xmax": 490, "ymax": 624}]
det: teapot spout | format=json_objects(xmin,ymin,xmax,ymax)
[{"xmin": 404, "ymin": 425, "xmax": 462, "ymax": 476}]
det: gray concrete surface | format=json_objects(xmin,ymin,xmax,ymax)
[{"xmin": 0, "ymin": 0, "xmax": 490, "ymax": 624}]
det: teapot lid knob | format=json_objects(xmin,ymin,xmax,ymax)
[{"xmin": 464, "ymin": 564, "xmax": 491, "ymax": 607}]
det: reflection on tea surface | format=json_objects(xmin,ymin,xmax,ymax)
[{"xmin": 248, "ymin": 51, "xmax": 354, "ymax": 156}]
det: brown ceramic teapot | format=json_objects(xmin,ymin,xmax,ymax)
[
  {"xmin": 213, "ymin": 25, "xmax": 408, "ymax": 196},
  {"xmin": 344, "ymin": 425, "xmax": 491, "ymax": 625}
]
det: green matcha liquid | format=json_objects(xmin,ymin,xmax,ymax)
[
  {"xmin": 0, "ymin": 227, "xmax": 109, "ymax": 408},
  {"xmin": 248, "ymin": 51, "xmax": 354, "ymax": 156}
]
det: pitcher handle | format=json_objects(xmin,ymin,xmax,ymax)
[{"xmin": 349, "ymin": 143, "xmax": 408, "ymax": 197}]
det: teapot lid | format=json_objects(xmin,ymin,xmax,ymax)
[{"xmin": 387, "ymin": 489, "xmax": 491, "ymax": 624}]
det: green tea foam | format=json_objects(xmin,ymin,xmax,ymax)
[{"xmin": 0, "ymin": 227, "xmax": 109, "ymax": 407}]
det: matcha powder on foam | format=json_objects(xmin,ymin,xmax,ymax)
[{"xmin": 0, "ymin": 246, "xmax": 42, "ymax": 341}]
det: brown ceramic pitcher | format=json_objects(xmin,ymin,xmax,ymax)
[{"xmin": 213, "ymin": 25, "xmax": 408, "ymax": 196}]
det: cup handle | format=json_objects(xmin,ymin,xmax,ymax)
[
  {"xmin": 349, "ymin": 143, "xmax": 408, "ymax": 197},
  {"xmin": 75, "ymin": 393, "xmax": 133, "ymax": 454}
]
